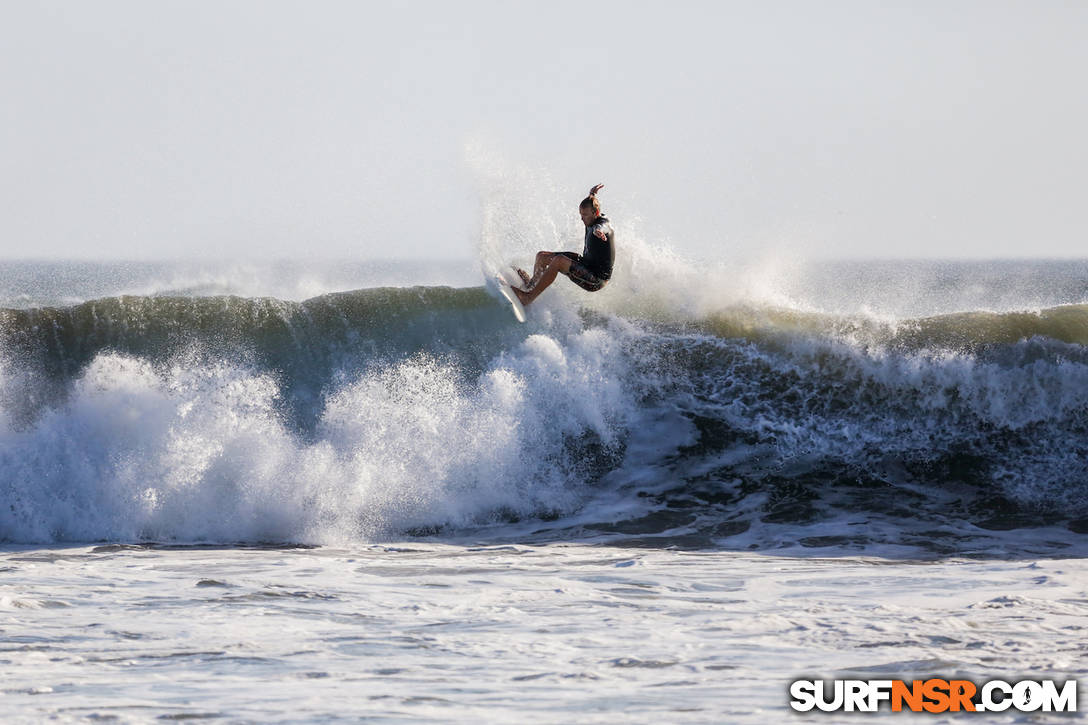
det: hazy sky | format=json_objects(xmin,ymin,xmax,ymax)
[{"xmin": 2, "ymin": 1, "xmax": 1086, "ymax": 261}]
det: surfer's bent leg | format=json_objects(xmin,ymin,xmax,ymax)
[
  {"xmin": 524, "ymin": 251, "xmax": 581, "ymax": 289},
  {"xmin": 526, "ymin": 251, "xmax": 558, "ymax": 288},
  {"xmin": 515, "ymin": 253, "xmax": 573, "ymax": 306}
]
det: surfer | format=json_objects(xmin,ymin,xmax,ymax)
[{"xmin": 512, "ymin": 183, "xmax": 614, "ymax": 306}]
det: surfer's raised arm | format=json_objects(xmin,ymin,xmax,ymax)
[{"xmin": 509, "ymin": 183, "xmax": 615, "ymax": 308}]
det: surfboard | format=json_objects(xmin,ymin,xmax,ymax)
[{"xmin": 495, "ymin": 275, "xmax": 527, "ymax": 323}]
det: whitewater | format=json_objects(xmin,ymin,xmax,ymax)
[{"xmin": 2, "ymin": 245, "xmax": 1087, "ymax": 721}]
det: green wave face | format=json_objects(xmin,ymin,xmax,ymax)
[{"xmin": 6, "ymin": 288, "xmax": 1088, "ymax": 375}]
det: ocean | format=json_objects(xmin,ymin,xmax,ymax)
[{"xmin": 2, "ymin": 253, "xmax": 1086, "ymax": 722}]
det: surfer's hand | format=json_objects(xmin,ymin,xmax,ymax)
[
  {"xmin": 589, "ymin": 183, "xmax": 604, "ymax": 196},
  {"xmin": 594, "ymin": 228, "xmax": 608, "ymax": 240}
]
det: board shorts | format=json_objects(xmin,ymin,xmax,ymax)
[{"xmin": 558, "ymin": 252, "xmax": 608, "ymax": 292}]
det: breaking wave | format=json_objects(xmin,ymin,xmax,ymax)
[{"xmin": 2, "ymin": 283, "xmax": 1087, "ymax": 554}]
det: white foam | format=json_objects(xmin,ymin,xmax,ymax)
[
  {"xmin": 0, "ymin": 322, "xmax": 651, "ymax": 544},
  {"xmin": 3, "ymin": 544, "xmax": 1085, "ymax": 722}
]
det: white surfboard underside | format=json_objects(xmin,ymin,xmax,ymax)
[{"xmin": 495, "ymin": 275, "xmax": 527, "ymax": 323}]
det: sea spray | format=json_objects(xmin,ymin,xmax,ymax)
[{"xmin": 0, "ymin": 317, "xmax": 640, "ymax": 544}]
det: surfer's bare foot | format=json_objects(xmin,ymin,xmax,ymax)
[
  {"xmin": 515, "ymin": 267, "xmax": 532, "ymax": 287},
  {"xmin": 512, "ymin": 286, "xmax": 531, "ymax": 306}
]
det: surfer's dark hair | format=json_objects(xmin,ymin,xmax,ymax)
[{"xmin": 580, "ymin": 194, "xmax": 601, "ymax": 213}]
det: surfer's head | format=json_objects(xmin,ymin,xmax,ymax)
[{"xmin": 579, "ymin": 194, "xmax": 601, "ymax": 225}]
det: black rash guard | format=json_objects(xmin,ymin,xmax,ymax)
[{"xmin": 580, "ymin": 215, "xmax": 615, "ymax": 280}]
